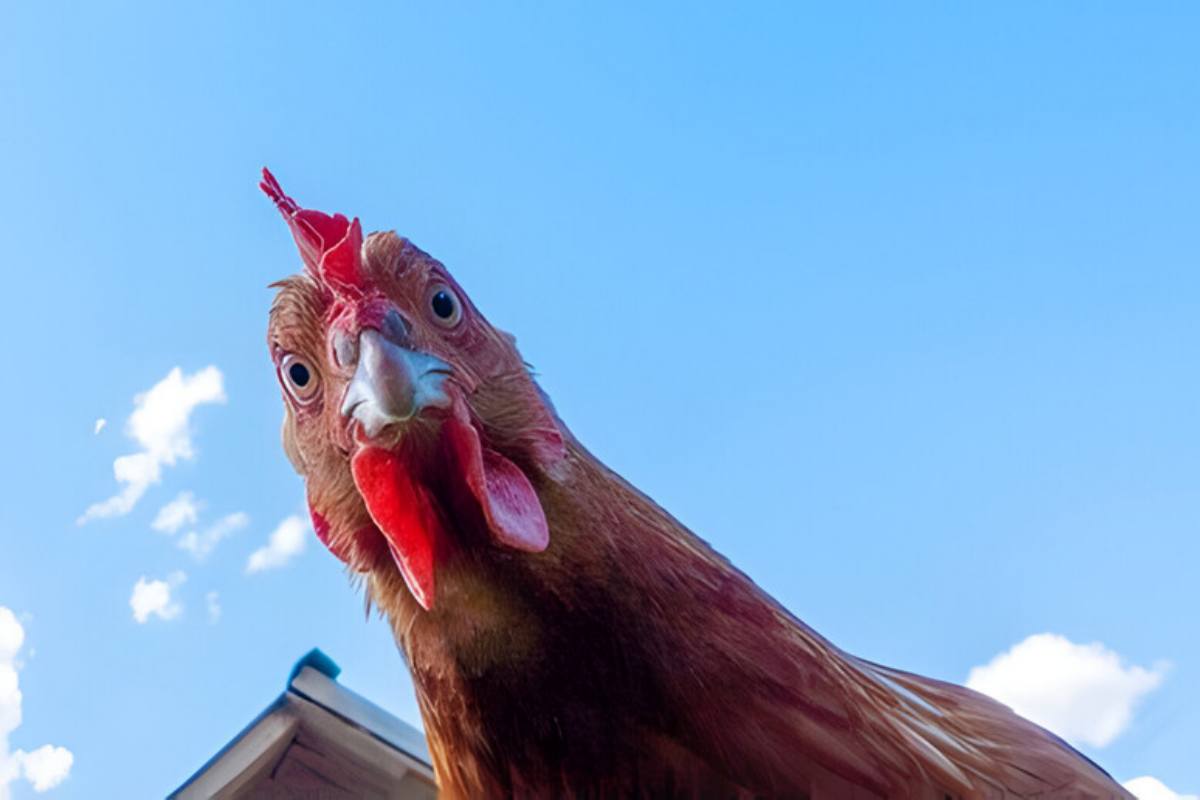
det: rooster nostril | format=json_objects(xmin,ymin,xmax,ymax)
[
  {"xmin": 332, "ymin": 329, "xmax": 358, "ymax": 369},
  {"xmin": 381, "ymin": 308, "xmax": 409, "ymax": 345}
]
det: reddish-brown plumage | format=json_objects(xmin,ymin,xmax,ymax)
[{"xmin": 263, "ymin": 171, "xmax": 1132, "ymax": 799}]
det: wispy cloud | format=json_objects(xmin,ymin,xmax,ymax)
[
  {"xmin": 246, "ymin": 515, "xmax": 308, "ymax": 574},
  {"xmin": 129, "ymin": 572, "xmax": 186, "ymax": 624},
  {"xmin": 966, "ymin": 633, "xmax": 1167, "ymax": 748},
  {"xmin": 78, "ymin": 366, "xmax": 225, "ymax": 525},
  {"xmin": 1124, "ymin": 776, "xmax": 1197, "ymax": 800},
  {"xmin": 92, "ymin": 418, "xmax": 106, "ymax": 435},
  {"xmin": 0, "ymin": 607, "xmax": 74, "ymax": 798},
  {"xmin": 205, "ymin": 592, "xmax": 221, "ymax": 625},
  {"xmin": 151, "ymin": 491, "xmax": 202, "ymax": 535},
  {"xmin": 177, "ymin": 512, "xmax": 248, "ymax": 562}
]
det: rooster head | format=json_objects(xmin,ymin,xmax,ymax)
[{"xmin": 262, "ymin": 169, "xmax": 566, "ymax": 610}]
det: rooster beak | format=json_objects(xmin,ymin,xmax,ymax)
[{"xmin": 340, "ymin": 329, "xmax": 453, "ymax": 440}]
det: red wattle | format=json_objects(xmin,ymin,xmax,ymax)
[
  {"xmin": 445, "ymin": 406, "xmax": 550, "ymax": 553},
  {"xmin": 350, "ymin": 446, "xmax": 443, "ymax": 610}
]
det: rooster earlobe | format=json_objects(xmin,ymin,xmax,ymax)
[
  {"xmin": 259, "ymin": 167, "xmax": 366, "ymax": 295},
  {"xmin": 526, "ymin": 383, "xmax": 569, "ymax": 476}
]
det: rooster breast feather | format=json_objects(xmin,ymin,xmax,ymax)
[{"xmin": 505, "ymin": 446, "xmax": 1134, "ymax": 799}]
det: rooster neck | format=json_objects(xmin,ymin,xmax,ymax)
[
  {"xmin": 373, "ymin": 535, "xmax": 695, "ymax": 796},
  {"xmin": 369, "ymin": 436, "xmax": 775, "ymax": 795},
  {"xmin": 367, "ymin": 437, "xmax": 1129, "ymax": 800}
]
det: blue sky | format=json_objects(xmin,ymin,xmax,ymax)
[{"xmin": 1, "ymin": 3, "xmax": 1197, "ymax": 797}]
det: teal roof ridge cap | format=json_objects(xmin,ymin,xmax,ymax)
[{"xmin": 289, "ymin": 648, "xmax": 341, "ymax": 685}]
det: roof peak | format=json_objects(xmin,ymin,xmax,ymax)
[{"xmin": 288, "ymin": 647, "xmax": 341, "ymax": 685}]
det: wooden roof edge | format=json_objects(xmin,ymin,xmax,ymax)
[{"xmin": 167, "ymin": 649, "xmax": 432, "ymax": 799}]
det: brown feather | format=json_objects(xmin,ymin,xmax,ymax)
[{"xmin": 364, "ymin": 432, "xmax": 1131, "ymax": 799}]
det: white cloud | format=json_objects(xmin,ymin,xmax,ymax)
[
  {"xmin": 177, "ymin": 512, "xmax": 248, "ymax": 562},
  {"xmin": 246, "ymin": 515, "xmax": 308, "ymax": 574},
  {"xmin": 78, "ymin": 366, "xmax": 225, "ymax": 524},
  {"xmin": 1128, "ymin": 777, "xmax": 1195, "ymax": 796},
  {"xmin": 152, "ymin": 491, "xmax": 203, "ymax": 534},
  {"xmin": 966, "ymin": 633, "xmax": 1167, "ymax": 748},
  {"xmin": 17, "ymin": 746, "xmax": 73, "ymax": 793},
  {"xmin": 1124, "ymin": 777, "xmax": 1198, "ymax": 800},
  {"xmin": 0, "ymin": 608, "xmax": 74, "ymax": 798},
  {"xmin": 129, "ymin": 572, "xmax": 186, "ymax": 624},
  {"xmin": 93, "ymin": 418, "xmax": 106, "ymax": 435},
  {"xmin": 205, "ymin": 592, "xmax": 221, "ymax": 624}
]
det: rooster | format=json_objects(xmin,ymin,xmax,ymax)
[{"xmin": 261, "ymin": 169, "xmax": 1131, "ymax": 799}]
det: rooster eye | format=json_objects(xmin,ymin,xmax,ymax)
[
  {"xmin": 428, "ymin": 284, "xmax": 462, "ymax": 327},
  {"xmin": 289, "ymin": 362, "xmax": 310, "ymax": 386},
  {"xmin": 280, "ymin": 353, "xmax": 321, "ymax": 405}
]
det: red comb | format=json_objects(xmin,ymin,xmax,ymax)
[{"xmin": 260, "ymin": 167, "xmax": 365, "ymax": 294}]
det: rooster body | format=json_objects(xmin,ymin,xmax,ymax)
[{"xmin": 262, "ymin": 170, "xmax": 1130, "ymax": 799}]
